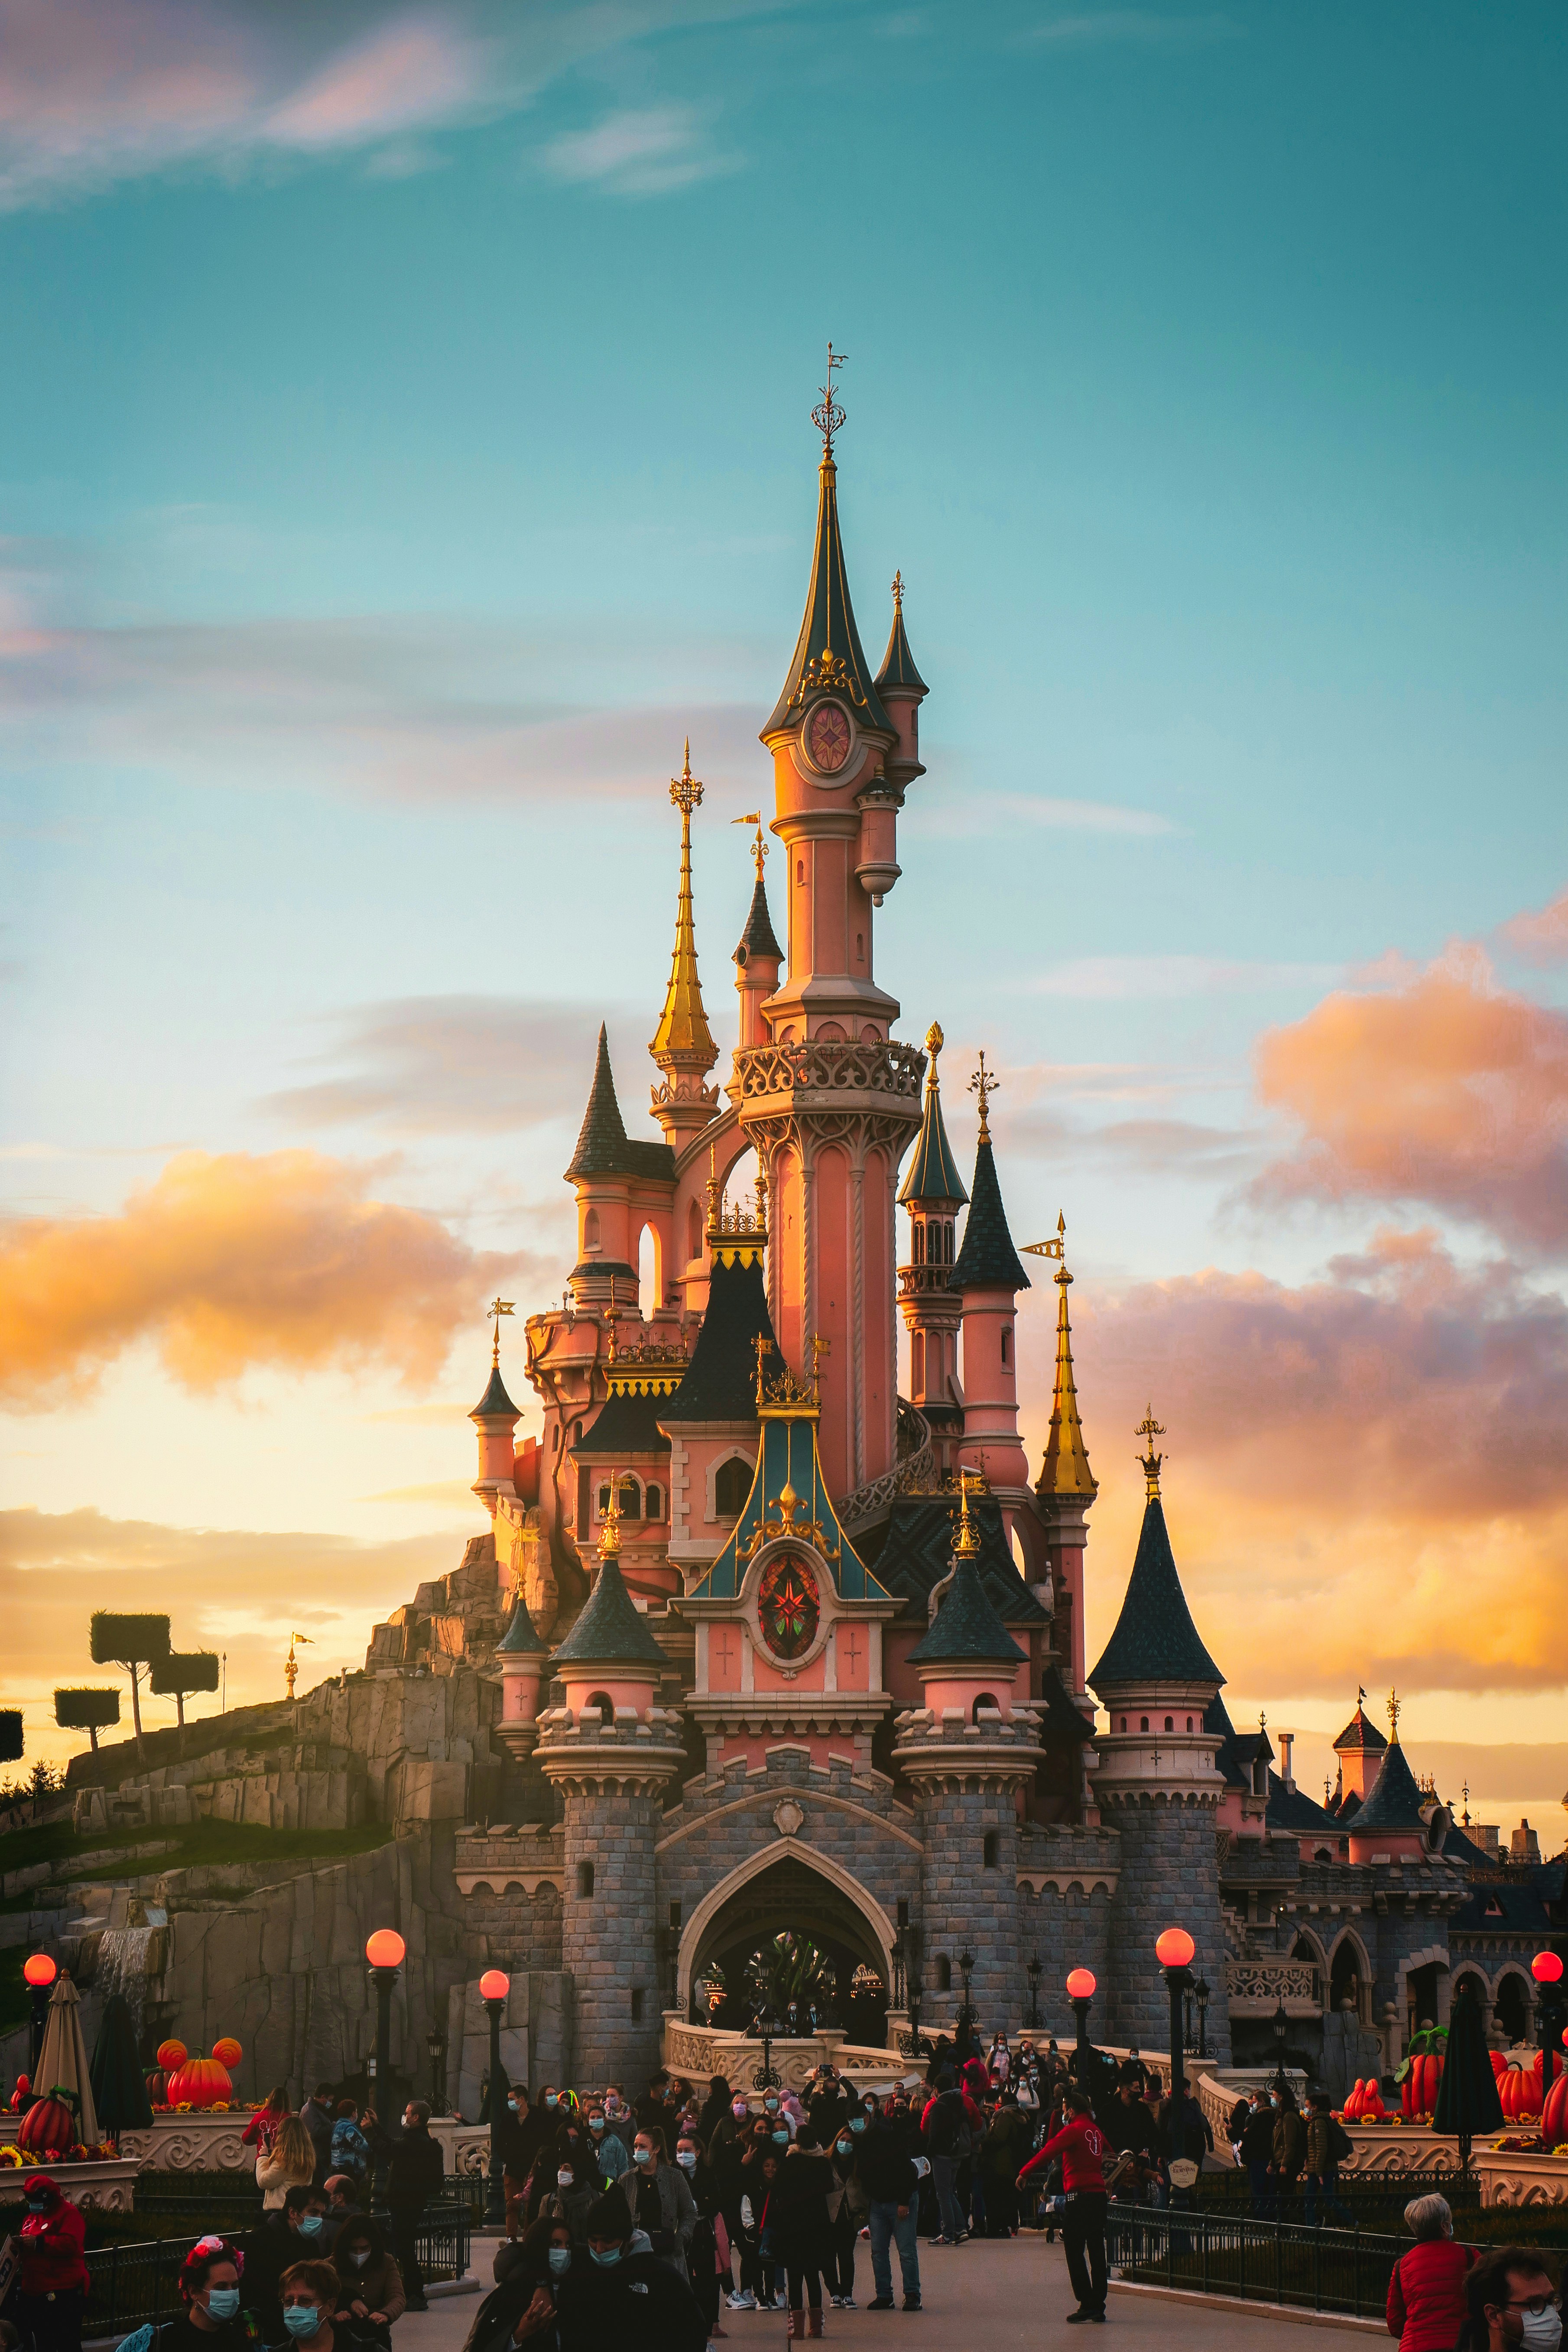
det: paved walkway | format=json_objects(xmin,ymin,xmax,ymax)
[{"xmin": 403, "ymin": 2230, "xmax": 1380, "ymax": 2349}]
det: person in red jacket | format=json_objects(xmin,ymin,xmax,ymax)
[
  {"xmin": 1018, "ymin": 2089, "xmax": 1110, "ymax": 2326},
  {"xmin": 242, "ymin": 2087, "xmax": 289, "ymax": 2158},
  {"xmin": 1385, "ymin": 2193, "xmax": 1474, "ymax": 2351},
  {"xmin": 16, "ymin": 2173, "xmax": 89, "ymax": 2352}
]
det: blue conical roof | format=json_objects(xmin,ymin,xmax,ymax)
[
  {"xmin": 1089, "ymin": 1496, "xmax": 1223, "ymax": 1691},
  {"xmin": 906, "ymin": 1557, "xmax": 1025, "ymax": 1667},
  {"xmin": 948, "ymin": 1139, "xmax": 1028, "ymax": 1292},
  {"xmin": 497, "ymin": 1596, "xmax": 547, "ymax": 1656},
  {"xmin": 763, "ymin": 454, "xmax": 892, "ymax": 741},
  {"xmin": 552, "ymin": 1555, "xmax": 667, "ymax": 1668}
]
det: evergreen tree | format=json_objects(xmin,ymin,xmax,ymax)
[
  {"xmin": 54, "ymin": 1687, "xmax": 122, "ymax": 1755},
  {"xmin": 88, "ymin": 1613, "xmax": 171, "ymax": 1760}
]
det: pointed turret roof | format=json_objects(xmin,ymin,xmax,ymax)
[
  {"xmin": 875, "ymin": 574, "xmax": 928, "ymax": 697},
  {"xmin": 659, "ymin": 1249, "xmax": 777, "ymax": 1425},
  {"xmin": 565, "ymin": 1026, "xmax": 676, "ymax": 1184},
  {"xmin": 497, "ymin": 1596, "xmax": 547, "ymax": 1656},
  {"xmin": 1333, "ymin": 1701, "xmax": 1389, "ymax": 1756},
  {"xmin": 1347, "ymin": 1733, "xmax": 1426, "ymax": 1835},
  {"xmin": 650, "ymin": 745, "xmax": 719, "ymax": 1079},
  {"xmin": 899, "ymin": 1025, "xmax": 967, "ymax": 1206},
  {"xmin": 1089, "ymin": 1493, "xmax": 1224, "ymax": 1691},
  {"xmin": 763, "ymin": 450, "xmax": 893, "ymax": 740},
  {"xmin": 1037, "ymin": 1226, "xmax": 1095, "ymax": 1497},
  {"xmin": 552, "ymin": 1554, "xmax": 668, "ymax": 1668},
  {"xmin": 906, "ymin": 1555, "xmax": 1026, "ymax": 1667},
  {"xmin": 948, "ymin": 1137, "xmax": 1029, "ymax": 1292},
  {"xmin": 734, "ymin": 827, "xmax": 784, "ymax": 969},
  {"xmin": 471, "ymin": 1362, "xmax": 519, "ymax": 1419}
]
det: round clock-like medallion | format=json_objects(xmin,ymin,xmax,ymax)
[
  {"xmin": 806, "ymin": 701, "xmax": 851, "ymax": 774},
  {"xmin": 757, "ymin": 1551, "xmax": 821, "ymax": 1660}
]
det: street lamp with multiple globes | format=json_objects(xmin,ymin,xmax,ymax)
[
  {"xmin": 479, "ymin": 1969, "xmax": 510, "ymax": 2226},
  {"xmin": 364, "ymin": 1929, "xmax": 406, "ymax": 2193},
  {"xmin": 1155, "ymin": 1928, "xmax": 1196, "ymax": 2115},
  {"xmin": 1066, "ymin": 1968, "xmax": 1096, "ymax": 2080},
  {"xmin": 23, "ymin": 1953, "xmax": 56, "ymax": 2079},
  {"xmin": 1534, "ymin": 1950, "xmax": 1565, "ymax": 2110}
]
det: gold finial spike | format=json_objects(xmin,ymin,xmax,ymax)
[
  {"xmin": 734, "ymin": 811, "xmax": 767, "ymax": 881},
  {"xmin": 812, "ymin": 342, "xmax": 847, "ymax": 460},
  {"xmin": 753, "ymin": 1330, "xmax": 775, "ymax": 1401},
  {"xmin": 924, "ymin": 1020, "xmax": 944, "ymax": 1087},
  {"xmin": 285, "ymin": 1629, "xmax": 312, "ymax": 1700},
  {"xmin": 755, "ymin": 1160, "xmax": 769, "ymax": 1233},
  {"xmin": 706, "ymin": 1142, "xmax": 721, "ymax": 1229},
  {"xmin": 603, "ymin": 1296, "xmax": 620, "ymax": 1366},
  {"xmin": 952, "ymin": 1464, "xmax": 983, "ymax": 1560},
  {"xmin": 891, "ymin": 569, "xmax": 904, "ymax": 613},
  {"xmin": 597, "ymin": 1477, "xmax": 622, "ymax": 1564},
  {"xmin": 488, "ymin": 1295, "xmax": 514, "ymax": 1366},
  {"xmin": 1135, "ymin": 1406, "xmax": 1166, "ymax": 1499},
  {"xmin": 1032, "ymin": 1214, "xmax": 1094, "ymax": 1496},
  {"xmin": 969, "ymin": 1049, "xmax": 998, "ymax": 1142},
  {"xmin": 670, "ymin": 738, "xmax": 703, "ymax": 820},
  {"xmin": 810, "ymin": 1330, "xmax": 830, "ymax": 1402},
  {"xmin": 1387, "ymin": 1688, "xmax": 1402, "ymax": 1743}
]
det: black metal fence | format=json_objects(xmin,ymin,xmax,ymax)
[
  {"xmin": 1106, "ymin": 2205, "xmax": 1408, "ymax": 2320},
  {"xmin": 1197, "ymin": 2163, "xmax": 1483, "ymax": 2235}
]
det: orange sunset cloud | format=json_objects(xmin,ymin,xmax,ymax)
[{"xmin": 0, "ymin": 1147, "xmax": 514, "ymax": 1405}]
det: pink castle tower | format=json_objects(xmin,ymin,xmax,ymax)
[
  {"xmin": 896, "ymin": 1022, "xmax": 967, "ymax": 1478},
  {"xmin": 1032, "ymin": 1215, "xmax": 1097, "ymax": 1693},
  {"xmin": 951, "ymin": 1054, "xmax": 1032, "ymax": 1506},
  {"xmin": 738, "ymin": 355, "xmax": 924, "ymax": 1501}
]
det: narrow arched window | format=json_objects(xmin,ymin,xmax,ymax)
[
  {"xmin": 618, "ymin": 1476, "xmax": 640, "ymax": 1520},
  {"xmin": 935, "ymin": 1957, "xmax": 951, "ymax": 1992},
  {"xmin": 584, "ymin": 1207, "xmax": 601, "ymax": 1251},
  {"xmin": 576, "ymin": 1860, "xmax": 595, "ymax": 1898},
  {"xmin": 597, "ymin": 1482, "xmax": 611, "ymax": 1518},
  {"xmin": 1186, "ymin": 1716, "xmax": 1193, "ymax": 1732},
  {"xmin": 982, "ymin": 1830, "xmax": 1000, "ymax": 1868},
  {"xmin": 1164, "ymin": 1716, "xmax": 1174, "ymax": 1732},
  {"xmin": 586, "ymin": 1691, "xmax": 613, "ymax": 1720},
  {"xmin": 715, "ymin": 1456, "xmax": 752, "ymax": 1516},
  {"xmin": 1140, "ymin": 1716, "xmax": 1149, "ymax": 1732},
  {"xmin": 1000, "ymin": 1327, "xmax": 1011, "ymax": 1365},
  {"xmin": 972, "ymin": 1693, "xmax": 999, "ymax": 1723},
  {"xmin": 645, "ymin": 1483, "xmax": 663, "ymax": 1519}
]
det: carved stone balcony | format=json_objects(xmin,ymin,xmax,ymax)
[
  {"xmin": 1226, "ymin": 1958, "xmax": 1322, "ymax": 2017},
  {"xmin": 731, "ymin": 1038, "xmax": 925, "ymax": 1126}
]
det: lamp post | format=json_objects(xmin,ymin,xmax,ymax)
[
  {"xmin": 426, "ymin": 2027, "xmax": 447, "ymax": 2116},
  {"xmin": 364, "ymin": 1928, "xmax": 406, "ymax": 2195},
  {"xmin": 1026, "ymin": 1954, "xmax": 1042, "ymax": 2031},
  {"xmin": 479, "ymin": 1969, "xmax": 510, "ymax": 2227},
  {"xmin": 1534, "ymin": 1951, "xmax": 1565, "ymax": 2113},
  {"xmin": 1066, "ymin": 1968, "xmax": 1096, "ymax": 2085},
  {"xmin": 1194, "ymin": 1975, "xmax": 1210, "ymax": 2062},
  {"xmin": 1270, "ymin": 1999, "xmax": 1290, "ymax": 2098},
  {"xmin": 1155, "ymin": 1928, "xmax": 1195, "ymax": 2119},
  {"xmin": 957, "ymin": 1948, "xmax": 976, "ymax": 2055},
  {"xmin": 23, "ymin": 1953, "xmax": 56, "ymax": 2081}
]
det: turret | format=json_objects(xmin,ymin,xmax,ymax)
[
  {"xmin": 949, "ymin": 1054, "xmax": 1030, "ymax": 1492},
  {"xmin": 649, "ymin": 743, "xmax": 721, "ymax": 1148},
  {"xmin": 897, "ymin": 1022, "xmax": 967, "ymax": 1473},
  {"xmin": 865, "ymin": 569, "xmax": 928, "ymax": 899},
  {"xmin": 471, "ymin": 1308, "xmax": 521, "ymax": 1508},
  {"xmin": 496, "ymin": 1593, "xmax": 549, "ymax": 1760},
  {"xmin": 732, "ymin": 816, "xmax": 783, "ymax": 1051},
  {"xmin": 564, "ymin": 1024, "xmax": 675, "ymax": 1314},
  {"xmin": 1346, "ymin": 1695, "xmax": 1446, "ymax": 1864},
  {"xmin": 1032, "ymin": 1215, "xmax": 1097, "ymax": 1691},
  {"xmin": 1331, "ymin": 1694, "xmax": 1389, "ymax": 1807}
]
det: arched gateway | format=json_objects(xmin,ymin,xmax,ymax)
[{"xmin": 679, "ymin": 1843, "xmax": 896, "ymax": 2036}]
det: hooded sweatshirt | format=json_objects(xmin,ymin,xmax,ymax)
[{"xmin": 19, "ymin": 2176, "xmax": 89, "ymax": 2294}]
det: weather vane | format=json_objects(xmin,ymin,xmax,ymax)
[
  {"xmin": 488, "ymin": 1295, "xmax": 514, "ymax": 1366},
  {"xmin": 1023, "ymin": 1211, "xmax": 1070, "ymax": 1285},
  {"xmin": 969, "ymin": 1049, "xmax": 999, "ymax": 1141},
  {"xmin": 285, "ymin": 1629, "xmax": 313, "ymax": 1701},
  {"xmin": 733, "ymin": 811, "xmax": 767, "ymax": 879},
  {"xmin": 671, "ymin": 738, "xmax": 703, "ymax": 818},
  {"xmin": 812, "ymin": 342, "xmax": 847, "ymax": 457},
  {"xmin": 1387, "ymin": 1688, "xmax": 1402, "ymax": 1740},
  {"xmin": 1135, "ymin": 1406, "xmax": 1166, "ymax": 1499}
]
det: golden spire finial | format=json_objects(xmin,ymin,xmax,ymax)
[
  {"xmin": 952, "ymin": 1465, "xmax": 983, "ymax": 1559},
  {"xmin": 285, "ymin": 1629, "xmax": 312, "ymax": 1700},
  {"xmin": 670, "ymin": 738, "xmax": 702, "ymax": 819},
  {"xmin": 812, "ymin": 342, "xmax": 847, "ymax": 461},
  {"xmin": 1135, "ymin": 1407, "xmax": 1166, "ymax": 1499},
  {"xmin": 1030, "ymin": 1216, "xmax": 1096, "ymax": 1497},
  {"xmin": 1387, "ymin": 1687, "xmax": 1402, "ymax": 1743},
  {"xmin": 488, "ymin": 1295, "xmax": 514, "ymax": 1367},
  {"xmin": 891, "ymin": 569, "xmax": 904, "ymax": 613},
  {"xmin": 598, "ymin": 1478, "xmax": 622, "ymax": 1564},
  {"xmin": 706, "ymin": 1142, "xmax": 721, "ymax": 1228},
  {"xmin": 810, "ymin": 1330, "xmax": 830, "ymax": 1402},
  {"xmin": 969, "ymin": 1050, "xmax": 998, "ymax": 1142},
  {"xmin": 753, "ymin": 1330, "xmax": 775, "ymax": 1401},
  {"xmin": 733, "ymin": 811, "xmax": 767, "ymax": 881},
  {"xmin": 603, "ymin": 1295, "xmax": 620, "ymax": 1366},
  {"xmin": 924, "ymin": 1021, "xmax": 944, "ymax": 1091},
  {"xmin": 651, "ymin": 743, "xmax": 718, "ymax": 1081}
]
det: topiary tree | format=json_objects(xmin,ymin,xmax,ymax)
[
  {"xmin": 54, "ymin": 1687, "xmax": 122, "ymax": 1755},
  {"xmin": 150, "ymin": 1651, "xmax": 220, "ymax": 1737},
  {"xmin": 0, "ymin": 1711, "xmax": 21, "ymax": 1766},
  {"xmin": 89, "ymin": 1613, "xmax": 170, "ymax": 1760}
]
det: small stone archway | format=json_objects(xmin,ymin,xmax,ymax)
[
  {"xmin": 1494, "ymin": 1967, "xmax": 1532, "ymax": 2047},
  {"xmin": 1328, "ymin": 1929, "xmax": 1372, "ymax": 2024},
  {"xmin": 677, "ymin": 1839, "xmax": 896, "ymax": 2022}
]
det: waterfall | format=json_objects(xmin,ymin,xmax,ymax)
[{"xmin": 95, "ymin": 1926, "xmax": 159, "ymax": 2045}]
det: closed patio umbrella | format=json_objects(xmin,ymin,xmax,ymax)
[
  {"xmin": 90, "ymin": 1992, "xmax": 153, "ymax": 2137},
  {"xmin": 35, "ymin": 1970, "xmax": 100, "ymax": 2148},
  {"xmin": 1432, "ymin": 1977, "xmax": 1503, "ymax": 2170}
]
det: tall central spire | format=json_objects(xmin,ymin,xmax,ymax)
[
  {"xmin": 1037, "ymin": 1217, "xmax": 1097, "ymax": 1499},
  {"xmin": 762, "ymin": 361, "xmax": 892, "ymax": 743},
  {"xmin": 649, "ymin": 742, "xmax": 719, "ymax": 1140}
]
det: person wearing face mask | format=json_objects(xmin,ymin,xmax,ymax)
[
  {"xmin": 130, "ymin": 2235, "xmax": 252, "ymax": 2352},
  {"xmin": 543, "ymin": 2152, "xmax": 597, "ymax": 2247},
  {"xmin": 584, "ymin": 2102, "xmax": 632, "ymax": 2190},
  {"xmin": 329, "ymin": 2220, "xmax": 405, "ymax": 2342},
  {"xmin": 675, "ymin": 2131, "xmax": 727, "ymax": 2342},
  {"xmin": 617, "ymin": 2127, "xmax": 698, "ymax": 2282},
  {"xmin": 15, "ymin": 2176, "xmax": 88, "ymax": 2352},
  {"xmin": 270, "ymin": 2261, "xmax": 384, "ymax": 2352},
  {"xmin": 552, "ymin": 2190, "xmax": 706, "ymax": 2352},
  {"xmin": 245, "ymin": 2187, "xmax": 332, "ymax": 2338},
  {"xmin": 385, "ymin": 2099, "xmax": 444, "ymax": 2314},
  {"xmin": 258, "ymin": 2119, "xmax": 319, "ymax": 2214},
  {"xmin": 1462, "ymin": 2246, "xmax": 1562, "ymax": 2352},
  {"xmin": 769, "ymin": 2127, "xmax": 834, "ymax": 2339},
  {"xmin": 824, "ymin": 2120, "xmax": 868, "ymax": 2310},
  {"xmin": 1386, "ymin": 2194, "xmax": 1474, "ymax": 2350},
  {"xmin": 459, "ymin": 2216, "xmax": 560, "ymax": 2352}
]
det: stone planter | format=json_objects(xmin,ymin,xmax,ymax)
[
  {"xmin": 0, "ymin": 2157, "xmax": 141, "ymax": 2211},
  {"xmin": 117, "ymin": 2110, "xmax": 258, "ymax": 2173},
  {"xmin": 1342, "ymin": 2125, "xmax": 1464, "ymax": 2175},
  {"xmin": 1474, "ymin": 2144, "xmax": 1568, "ymax": 2209}
]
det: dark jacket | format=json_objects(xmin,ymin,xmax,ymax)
[
  {"xmin": 1272, "ymin": 2106, "xmax": 1306, "ymax": 2175},
  {"xmin": 458, "ymin": 2269, "xmax": 547, "ymax": 2352},
  {"xmin": 857, "ymin": 2119, "xmax": 919, "ymax": 2207},
  {"xmin": 617, "ymin": 2161, "xmax": 698, "ymax": 2279},
  {"xmin": 299, "ymin": 2097, "xmax": 335, "ymax": 2179},
  {"xmin": 244, "ymin": 2213, "xmax": 324, "ymax": 2334},
  {"xmin": 980, "ymin": 2104, "xmax": 1032, "ymax": 2181},
  {"xmin": 496, "ymin": 2101, "xmax": 552, "ymax": 2180},
  {"xmin": 766, "ymin": 2148, "xmax": 833, "ymax": 2255},
  {"xmin": 554, "ymin": 2246, "xmax": 706, "ymax": 2352},
  {"xmin": 387, "ymin": 2122, "xmax": 444, "ymax": 2206},
  {"xmin": 922, "ymin": 2088, "xmax": 971, "ymax": 2159},
  {"xmin": 1240, "ymin": 2105, "xmax": 1276, "ymax": 2167}
]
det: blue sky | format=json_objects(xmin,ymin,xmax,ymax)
[{"xmin": 3, "ymin": 0, "xmax": 1567, "ymax": 1816}]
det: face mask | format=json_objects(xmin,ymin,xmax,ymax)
[
  {"xmin": 557, "ymin": 2170, "xmax": 575, "ymax": 2188},
  {"xmin": 590, "ymin": 2247, "xmax": 622, "ymax": 2268},
  {"xmin": 545, "ymin": 2095, "xmax": 558, "ymax": 2109},
  {"xmin": 26, "ymin": 2201, "xmax": 47, "ymax": 2215},
  {"xmin": 589, "ymin": 2117, "xmax": 604, "ymax": 2132},
  {"xmin": 772, "ymin": 2130, "xmax": 789, "ymax": 2146},
  {"xmin": 206, "ymin": 2290, "xmax": 241, "ymax": 2321},
  {"xmin": 835, "ymin": 2141, "xmax": 852, "ymax": 2157},
  {"xmin": 849, "ymin": 2118, "xmax": 866, "ymax": 2133},
  {"xmin": 282, "ymin": 2310, "xmax": 320, "ymax": 2339},
  {"xmin": 548, "ymin": 2248, "xmax": 571, "ymax": 2277},
  {"xmin": 1521, "ymin": 2315, "xmax": 1563, "ymax": 2352},
  {"xmin": 677, "ymin": 2151, "xmax": 697, "ymax": 2172},
  {"xmin": 296, "ymin": 2216, "xmax": 324, "ymax": 2238},
  {"xmin": 634, "ymin": 2148, "xmax": 655, "ymax": 2168},
  {"xmin": 764, "ymin": 2098, "xmax": 779, "ymax": 2113},
  {"xmin": 731, "ymin": 2101, "xmax": 748, "ymax": 2119},
  {"xmin": 506, "ymin": 2099, "xmax": 519, "ymax": 2113}
]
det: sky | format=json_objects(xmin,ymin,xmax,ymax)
[{"xmin": 1, "ymin": 0, "xmax": 1565, "ymax": 1831}]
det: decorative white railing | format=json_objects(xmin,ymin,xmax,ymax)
[{"xmin": 731, "ymin": 1038, "xmax": 925, "ymax": 1104}]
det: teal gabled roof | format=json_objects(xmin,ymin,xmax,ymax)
[
  {"xmin": 684, "ymin": 1405, "xmax": 891, "ymax": 1606},
  {"xmin": 552, "ymin": 1555, "xmax": 668, "ymax": 1667},
  {"xmin": 906, "ymin": 1557, "xmax": 1025, "ymax": 1667}
]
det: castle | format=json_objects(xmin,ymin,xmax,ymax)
[{"xmin": 33, "ymin": 388, "xmax": 1563, "ymax": 2114}]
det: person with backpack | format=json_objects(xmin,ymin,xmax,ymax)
[
  {"xmin": 1303, "ymin": 2092, "xmax": 1357, "ymax": 2229},
  {"xmin": 919, "ymin": 2071, "xmax": 972, "ymax": 2246}
]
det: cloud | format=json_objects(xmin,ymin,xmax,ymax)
[
  {"xmin": 1251, "ymin": 943, "xmax": 1568, "ymax": 1254},
  {"xmin": 1030, "ymin": 954, "xmax": 1338, "ymax": 1000},
  {"xmin": 1065, "ymin": 1227, "xmax": 1568, "ymax": 1701},
  {"xmin": 910, "ymin": 790, "xmax": 1177, "ymax": 841},
  {"xmin": 540, "ymin": 103, "xmax": 739, "ymax": 197},
  {"xmin": 0, "ymin": 0, "xmax": 766, "ymax": 209},
  {"xmin": 262, "ymin": 996, "xmax": 613, "ymax": 1136},
  {"xmin": 0, "ymin": 1148, "xmax": 521, "ymax": 1407},
  {"xmin": 1498, "ymin": 884, "xmax": 1568, "ymax": 968},
  {"xmin": 1029, "ymin": 10, "xmax": 1240, "ymax": 45}
]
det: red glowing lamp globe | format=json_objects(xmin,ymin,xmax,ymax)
[
  {"xmin": 365, "ymin": 1929, "xmax": 406, "ymax": 1970},
  {"xmin": 1065, "ymin": 1968, "xmax": 1097, "ymax": 2001},
  {"xmin": 1156, "ymin": 1928, "xmax": 1196, "ymax": 1970},
  {"xmin": 478, "ymin": 1969, "xmax": 510, "ymax": 2002},
  {"xmin": 1533, "ymin": 1951, "xmax": 1565, "ymax": 1985},
  {"xmin": 23, "ymin": 1953, "xmax": 57, "ymax": 1989}
]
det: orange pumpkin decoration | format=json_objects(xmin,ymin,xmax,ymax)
[
  {"xmin": 145, "ymin": 2068, "xmax": 170, "ymax": 2105},
  {"xmin": 156, "ymin": 2039, "xmax": 188, "ymax": 2071},
  {"xmin": 166, "ymin": 2055, "xmax": 232, "ymax": 2110},
  {"xmin": 18, "ymin": 2092, "xmax": 77, "ymax": 2155},
  {"xmin": 212, "ymin": 2037, "xmax": 242, "ymax": 2068}
]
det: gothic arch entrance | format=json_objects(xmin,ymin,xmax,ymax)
[{"xmin": 681, "ymin": 1846, "xmax": 892, "ymax": 2045}]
